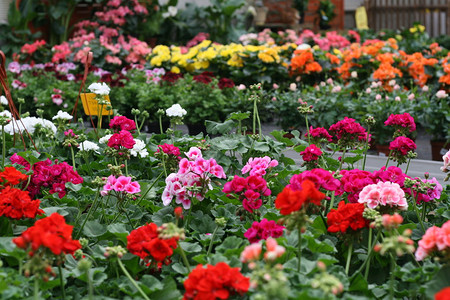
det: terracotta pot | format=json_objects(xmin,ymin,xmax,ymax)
[{"xmin": 430, "ymin": 140, "xmax": 449, "ymax": 161}]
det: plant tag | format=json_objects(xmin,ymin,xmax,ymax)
[
  {"xmin": 441, "ymin": 148, "xmax": 448, "ymax": 156},
  {"xmin": 80, "ymin": 93, "xmax": 113, "ymax": 116}
]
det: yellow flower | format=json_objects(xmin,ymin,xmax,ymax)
[
  {"xmin": 193, "ymin": 60, "xmax": 209, "ymax": 70},
  {"xmin": 153, "ymin": 45, "xmax": 170, "ymax": 55},
  {"xmin": 410, "ymin": 27, "xmax": 417, "ymax": 33},
  {"xmin": 418, "ymin": 25, "xmax": 425, "ymax": 32},
  {"xmin": 313, "ymin": 45, "xmax": 320, "ymax": 51},
  {"xmin": 333, "ymin": 48, "xmax": 342, "ymax": 56},
  {"xmin": 150, "ymin": 56, "xmax": 163, "ymax": 66},
  {"xmin": 258, "ymin": 52, "xmax": 275, "ymax": 63},
  {"xmin": 395, "ymin": 34, "xmax": 403, "ymax": 41},
  {"xmin": 227, "ymin": 54, "xmax": 243, "ymax": 67},
  {"xmin": 171, "ymin": 66, "xmax": 181, "ymax": 73}
]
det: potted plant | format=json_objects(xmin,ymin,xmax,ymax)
[{"xmin": 416, "ymin": 90, "xmax": 450, "ymax": 160}]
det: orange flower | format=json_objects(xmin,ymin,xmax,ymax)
[
  {"xmin": 290, "ymin": 50, "xmax": 322, "ymax": 75},
  {"xmin": 326, "ymin": 53, "xmax": 340, "ymax": 65}
]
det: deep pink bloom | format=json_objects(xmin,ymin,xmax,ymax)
[
  {"xmin": 329, "ymin": 117, "xmax": 369, "ymax": 145},
  {"xmin": 384, "ymin": 113, "xmax": 416, "ymax": 132},
  {"xmin": 307, "ymin": 126, "xmax": 333, "ymax": 142},
  {"xmin": 289, "ymin": 168, "xmax": 340, "ymax": 192},
  {"xmin": 107, "ymin": 130, "xmax": 136, "ymax": 149},
  {"xmin": 300, "ymin": 144, "xmax": 323, "ymax": 162},
  {"xmin": 336, "ymin": 169, "xmax": 375, "ymax": 203},
  {"xmin": 389, "ymin": 136, "xmax": 416, "ymax": 156},
  {"xmin": 156, "ymin": 143, "xmax": 181, "ymax": 156},
  {"xmin": 10, "ymin": 153, "xmax": 31, "ymax": 171},
  {"xmin": 244, "ymin": 219, "xmax": 284, "ymax": 243},
  {"xmin": 110, "ymin": 116, "xmax": 136, "ymax": 132}
]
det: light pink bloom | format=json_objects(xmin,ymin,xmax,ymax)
[
  {"xmin": 264, "ymin": 238, "xmax": 285, "ymax": 261},
  {"xmin": 185, "ymin": 147, "xmax": 202, "ymax": 160},
  {"xmin": 358, "ymin": 181, "xmax": 407, "ymax": 210},
  {"xmin": 240, "ymin": 243, "xmax": 262, "ymax": 263},
  {"xmin": 442, "ymin": 150, "xmax": 450, "ymax": 172}
]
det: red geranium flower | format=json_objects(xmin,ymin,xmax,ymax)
[
  {"xmin": 0, "ymin": 166, "xmax": 28, "ymax": 186},
  {"xmin": 107, "ymin": 130, "xmax": 136, "ymax": 149},
  {"xmin": 13, "ymin": 213, "xmax": 81, "ymax": 255},
  {"xmin": 327, "ymin": 201, "xmax": 369, "ymax": 233},
  {"xmin": 218, "ymin": 78, "xmax": 235, "ymax": 89},
  {"xmin": 183, "ymin": 262, "xmax": 250, "ymax": 300},
  {"xmin": 0, "ymin": 186, "xmax": 44, "ymax": 219},
  {"xmin": 127, "ymin": 223, "xmax": 178, "ymax": 266},
  {"xmin": 435, "ymin": 287, "xmax": 450, "ymax": 300},
  {"xmin": 275, "ymin": 180, "xmax": 325, "ymax": 215}
]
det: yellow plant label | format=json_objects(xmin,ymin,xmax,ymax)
[
  {"xmin": 355, "ymin": 7, "xmax": 369, "ymax": 30},
  {"xmin": 80, "ymin": 93, "xmax": 113, "ymax": 116}
]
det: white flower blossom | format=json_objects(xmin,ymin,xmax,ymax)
[
  {"xmin": 0, "ymin": 95, "xmax": 8, "ymax": 106},
  {"xmin": 130, "ymin": 139, "xmax": 148, "ymax": 158},
  {"xmin": 99, "ymin": 134, "xmax": 113, "ymax": 144},
  {"xmin": 88, "ymin": 82, "xmax": 110, "ymax": 95},
  {"xmin": 297, "ymin": 44, "xmax": 311, "ymax": 51},
  {"xmin": 0, "ymin": 110, "xmax": 12, "ymax": 118},
  {"xmin": 78, "ymin": 141, "xmax": 100, "ymax": 153},
  {"xmin": 52, "ymin": 110, "xmax": 73, "ymax": 121},
  {"xmin": 4, "ymin": 117, "xmax": 56, "ymax": 135},
  {"xmin": 166, "ymin": 104, "xmax": 187, "ymax": 117}
]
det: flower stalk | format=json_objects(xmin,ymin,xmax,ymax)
[{"xmin": 117, "ymin": 258, "xmax": 150, "ymax": 300}]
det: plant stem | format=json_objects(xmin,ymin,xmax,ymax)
[
  {"xmin": 364, "ymin": 227, "xmax": 373, "ymax": 280},
  {"xmin": 327, "ymin": 193, "xmax": 336, "ymax": 215},
  {"xmin": 411, "ymin": 193, "xmax": 425, "ymax": 232},
  {"xmin": 117, "ymin": 259, "xmax": 150, "ymax": 300},
  {"xmin": 405, "ymin": 157, "xmax": 412, "ymax": 175},
  {"xmin": 125, "ymin": 160, "xmax": 128, "ymax": 176},
  {"xmin": 134, "ymin": 115, "xmax": 140, "ymax": 135},
  {"xmin": 207, "ymin": 226, "xmax": 219, "ymax": 257},
  {"xmin": 362, "ymin": 126, "xmax": 371, "ymax": 170},
  {"xmin": 159, "ymin": 114, "xmax": 163, "ymax": 134},
  {"xmin": 385, "ymin": 150, "xmax": 393, "ymax": 168},
  {"xmin": 421, "ymin": 202, "xmax": 427, "ymax": 223},
  {"xmin": 253, "ymin": 97, "xmax": 257, "ymax": 135},
  {"xmin": 179, "ymin": 245, "xmax": 191, "ymax": 272},
  {"xmin": 2, "ymin": 125, "xmax": 5, "ymax": 169},
  {"xmin": 389, "ymin": 254, "xmax": 396, "ymax": 300},
  {"xmin": 58, "ymin": 264, "xmax": 66, "ymax": 300},
  {"xmin": 34, "ymin": 277, "xmax": 39, "ymax": 300},
  {"xmin": 86, "ymin": 268, "xmax": 94, "ymax": 300},
  {"xmin": 305, "ymin": 115, "xmax": 311, "ymax": 144},
  {"xmin": 134, "ymin": 172, "xmax": 164, "ymax": 207},
  {"xmin": 76, "ymin": 189, "xmax": 100, "ymax": 239},
  {"xmin": 338, "ymin": 147, "xmax": 347, "ymax": 171},
  {"xmin": 297, "ymin": 229, "xmax": 302, "ymax": 272},
  {"xmin": 70, "ymin": 147, "xmax": 76, "ymax": 170},
  {"xmin": 345, "ymin": 242, "xmax": 353, "ymax": 275}
]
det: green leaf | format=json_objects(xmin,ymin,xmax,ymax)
[
  {"xmin": 140, "ymin": 275, "xmax": 163, "ymax": 293},
  {"xmin": 425, "ymin": 265, "xmax": 450, "ymax": 299},
  {"xmin": 179, "ymin": 241, "xmax": 202, "ymax": 253},
  {"xmin": 83, "ymin": 220, "xmax": 107, "ymax": 237},
  {"xmin": 205, "ymin": 120, "xmax": 236, "ymax": 134},
  {"xmin": 149, "ymin": 276, "xmax": 182, "ymax": 300},
  {"xmin": 171, "ymin": 262, "xmax": 189, "ymax": 275},
  {"xmin": 349, "ymin": 273, "xmax": 368, "ymax": 292}
]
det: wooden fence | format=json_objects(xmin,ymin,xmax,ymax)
[{"xmin": 365, "ymin": 0, "xmax": 450, "ymax": 37}]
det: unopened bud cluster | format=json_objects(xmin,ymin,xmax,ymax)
[
  {"xmin": 310, "ymin": 262, "xmax": 344, "ymax": 296},
  {"xmin": 158, "ymin": 223, "xmax": 185, "ymax": 240},
  {"xmin": 104, "ymin": 245, "xmax": 127, "ymax": 258}
]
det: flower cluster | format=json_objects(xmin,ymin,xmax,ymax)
[
  {"xmin": 156, "ymin": 143, "xmax": 181, "ymax": 157},
  {"xmin": 358, "ymin": 181, "xmax": 408, "ymax": 210},
  {"xmin": 109, "ymin": 115, "xmax": 136, "ymax": 132},
  {"xmin": 389, "ymin": 136, "xmax": 417, "ymax": 161},
  {"xmin": 101, "ymin": 175, "xmax": 140, "ymax": 196},
  {"xmin": 415, "ymin": 220, "xmax": 450, "ymax": 261},
  {"xmin": 384, "ymin": 113, "xmax": 416, "ymax": 136},
  {"xmin": 127, "ymin": 223, "xmax": 178, "ymax": 267},
  {"xmin": 0, "ymin": 167, "xmax": 43, "ymax": 219},
  {"xmin": 52, "ymin": 110, "xmax": 73, "ymax": 121},
  {"xmin": 4, "ymin": 116, "xmax": 57, "ymax": 135},
  {"xmin": 183, "ymin": 262, "xmax": 250, "ymax": 300},
  {"xmin": 162, "ymin": 147, "xmax": 226, "ymax": 209},
  {"xmin": 289, "ymin": 168, "xmax": 340, "ymax": 193},
  {"xmin": 78, "ymin": 141, "xmax": 100, "ymax": 153},
  {"xmin": 244, "ymin": 219, "xmax": 285, "ymax": 244},
  {"xmin": 306, "ymin": 126, "xmax": 333, "ymax": 144},
  {"xmin": 300, "ymin": 144, "xmax": 323, "ymax": 164},
  {"xmin": 329, "ymin": 117, "xmax": 369, "ymax": 148},
  {"xmin": 241, "ymin": 156, "xmax": 278, "ymax": 176},
  {"xmin": 327, "ymin": 201, "xmax": 369, "ymax": 234},
  {"xmin": 241, "ymin": 238, "xmax": 286, "ymax": 263},
  {"xmin": 275, "ymin": 180, "xmax": 325, "ymax": 216},
  {"xmin": 223, "ymin": 175, "xmax": 271, "ymax": 213},
  {"xmin": 107, "ymin": 130, "xmax": 136, "ymax": 149},
  {"xmin": 21, "ymin": 159, "xmax": 84, "ymax": 198},
  {"xmin": 10, "ymin": 153, "xmax": 31, "ymax": 171},
  {"xmin": 88, "ymin": 82, "xmax": 111, "ymax": 95},
  {"xmin": 13, "ymin": 213, "xmax": 81, "ymax": 255},
  {"xmin": 166, "ymin": 103, "xmax": 187, "ymax": 118}
]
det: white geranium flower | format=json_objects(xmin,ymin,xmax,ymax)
[
  {"xmin": 130, "ymin": 139, "xmax": 148, "ymax": 158},
  {"xmin": 0, "ymin": 95, "xmax": 8, "ymax": 106},
  {"xmin": 0, "ymin": 110, "xmax": 12, "ymax": 118},
  {"xmin": 78, "ymin": 141, "xmax": 100, "ymax": 153},
  {"xmin": 297, "ymin": 44, "xmax": 311, "ymax": 51},
  {"xmin": 163, "ymin": 6, "xmax": 177, "ymax": 18},
  {"xmin": 166, "ymin": 104, "xmax": 187, "ymax": 117},
  {"xmin": 52, "ymin": 110, "xmax": 73, "ymax": 121},
  {"xmin": 99, "ymin": 134, "xmax": 113, "ymax": 144},
  {"xmin": 88, "ymin": 82, "xmax": 110, "ymax": 95},
  {"xmin": 4, "ymin": 117, "xmax": 56, "ymax": 135}
]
